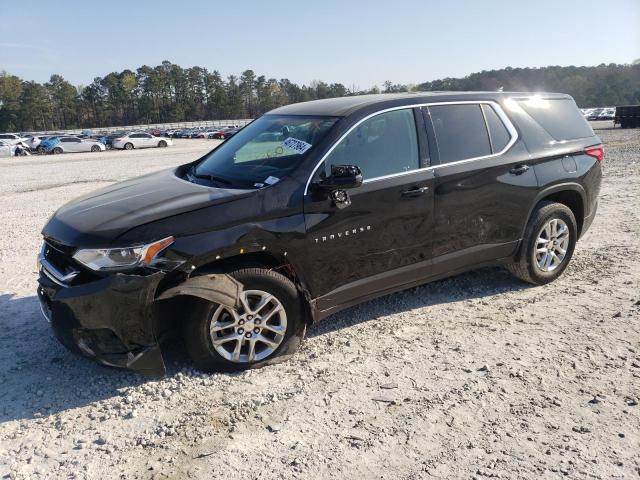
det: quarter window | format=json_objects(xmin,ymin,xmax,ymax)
[
  {"xmin": 428, "ymin": 104, "xmax": 491, "ymax": 163},
  {"xmin": 324, "ymin": 108, "xmax": 419, "ymax": 180},
  {"xmin": 481, "ymin": 104, "xmax": 511, "ymax": 153}
]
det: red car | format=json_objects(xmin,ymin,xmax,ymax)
[{"xmin": 212, "ymin": 127, "xmax": 240, "ymax": 140}]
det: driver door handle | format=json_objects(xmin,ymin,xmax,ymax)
[
  {"xmin": 401, "ymin": 186, "xmax": 429, "ymax": 197},
  {"xmin": 509, "ymin": 164, "xmax": 530, "ymax": 175}
]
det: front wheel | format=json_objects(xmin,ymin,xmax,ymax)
[
  {"xmin": 124, "ymin": 142, "xmax": 134, "ymax": 150},
  {"xmin": 91, "ymin": 145, "xmax": 101, "ymax": 152},
  {"xmin": 52, "ymin": 147, "xmax": 63, "ymax": 154},
  {"xmin": 183, "ymin": 268, "xmax": 306, "ymax": 372},
  {"xmin": 158, "ymin": 140, "xmax": 167, "ymax": 148},
  {"xmin": 506, "ymin": 201, "xmax": 577, "ymax": 285}
]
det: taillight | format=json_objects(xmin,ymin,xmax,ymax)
[{"xmin": 584, "ymin": 144, "xmax": 604, "ymax": 162}]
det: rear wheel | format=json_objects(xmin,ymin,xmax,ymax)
[
  {"xmin": 183, "ymin": 268, "xmax": 306, "ymax": 372},
  {"xmin": 506, "ymin": 201, "xmax": 577, "ymax": 285},
  {"xmin": 158, "ymin": 140, "xmax": 167, "ymax": 148},
  {"xmin": 91, "ymin": 145, "xmax": 100, "ymax": 152},
  {"xmin": 124, "ymin": 142, "xmax": 133, "ymax": 150}
]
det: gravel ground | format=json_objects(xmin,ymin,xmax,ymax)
[{"xmin": 0, "ymin": 129, "xmax": 638, "ymax": 479}]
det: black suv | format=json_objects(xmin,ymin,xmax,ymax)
[{"xmin": 37, "ymin": 92, "xmax": 603, "ymax": 375}]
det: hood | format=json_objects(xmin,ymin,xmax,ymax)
[{"xmin": 42, "ymin": 167, "xmax": 250, "ymax": 246}]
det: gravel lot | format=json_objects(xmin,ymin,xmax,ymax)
[{"xmin": 0, "ymin": 128, "xmax": 638, "ymax": 479}]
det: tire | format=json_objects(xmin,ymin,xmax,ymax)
[
  {"xmin": 91, "ymin": 145, "xmax": 100, "ymax": 152},
  {"xmin": 36, "ymin": 146, "xmax": 45, "ymax": 154},
  {"xmin": 52, "ymin": 147, "xmax": 63, "ymax": 154},
  {"xmin": 183, "ymin": 268, "xmax": 306, "ymax": 372},
  {"xmin": 124, "ymin": 142, "xmax": 134, "ymax": 150},
  {"xmin": 506, "ymin": 201, "xmax": 577, "ymax": 285},
  {"xmin": 158, "ymin": 140, "xmax": 167, "ymax": 148}
]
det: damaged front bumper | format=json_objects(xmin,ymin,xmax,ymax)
[
  {"xmin": 37, "ymin": 251, "xmax": 244, "ymax": 376},
  {"xmin": 37, "ymin": 267, "xmax": 168, "ymax": 376}
]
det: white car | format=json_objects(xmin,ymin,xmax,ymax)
[
  {"xmin": 0, "ymin": 141, "xmax": 14, "ymax": 157},
  {"xmin": 0, "ymin": 133, "xmax": 28, "ymax": 145},
  {"xmin": 25, "ymin": 135, "xmax": 46, "ymax": 150},
  {"xmin": 49, "ymin": 136, "xmax": 106, "ymax": 154},
  {"xmin": 112, "ymin": 132, "xmax": 173, "ymax": 150}
]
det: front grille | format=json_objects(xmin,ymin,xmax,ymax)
[
  {"xmin": 40, "ymin": 239, "xmax": 102, "ymax": 286},
  {"xmin": 43, "ymin": 241, "xmax": 77, "ymax": 276},
  {"xmin": 39, "ymin": 240, "xmax": 81, "ymax": 286}
]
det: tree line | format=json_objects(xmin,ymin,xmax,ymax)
[{"xmin": 0, "ymin": 61, "xmax": 639, "ymax": 132}]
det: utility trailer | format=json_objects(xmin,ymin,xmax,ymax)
[{"xmin": 614, "ymin": 105, "xmax": 640, "ymax": 128}]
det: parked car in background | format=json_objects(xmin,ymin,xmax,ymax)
[
  {"xmin": 211, "ymin": 127, "xmax": 240, "ymax": 139},
  {"xmin": 206, "ymin": 126, "xmax": 234, "ymax": 138},
  {"xmin": 0, "ymin": 140, "xmax": 15, "ymax": 157},
  {"xmin": 26, "ymin": 135, "xmax": 46, "ymax": 151},
  {"xmin": 182, "ymin": 129, "xmax": 195, "ymax": 138},
  {"xmin": 587, "ymin": 108, "xmax": 604, "ymax": 121},
  {"xmin": 597, "ymin": 108, "xmax": 615, "ymax": 120},
  {"xmin": 34, "ymin": 136, "xmax": 59, "ymax": 154},
  {"xmin": 43, "ymin": 136, "xmax": 106, "ymax": 154},
  {"xmin": 112, "ymin": 132, "xmax": 173, "ymax": 150},
  {"xmin": 98, "ymin": 131, "xmax": 130, "ymax": 149},
  {"xmin": 0, "ymin": 133, "xmax": 28, "ymax": 145},
  {"xmin": 194, "ymin": 129, "xmax": 222, "ymax": 138},
  {"xmin": 148, "ymin": 128, "xmax": 162, "ymax": 136}
]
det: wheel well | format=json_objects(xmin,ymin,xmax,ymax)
[
  {"xmin": 191, "ymin": 252, "xmax": 314, "ymax": 323},
  {"xmin": 539, "ymin": 190, "xmax": 584, "ymax": 237}
]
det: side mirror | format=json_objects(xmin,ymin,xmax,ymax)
[{"xmin": 317, "ymin": 164, "xmax": 363, "ymax": 191}]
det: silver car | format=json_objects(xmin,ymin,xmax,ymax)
[{"xmin": 50, "ymin": 136, "xmax": 106, "ymax": 154}]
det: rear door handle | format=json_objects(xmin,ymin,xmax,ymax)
[
  {"xmin": 509, "ymin": 164, "xmax": 530, "ymax": 175},
  {"xmin": 401, "ymin": 186, "xmax": 429, "ymax": 197}
]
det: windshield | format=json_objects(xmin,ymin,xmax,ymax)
[{"xmin": 192, "ymin": 115, "xmax": 339, "ymax": 188}]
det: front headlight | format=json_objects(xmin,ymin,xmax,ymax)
[{"xmin": 73, "ymin": 236, "xmax": 174, "ymax": 271}]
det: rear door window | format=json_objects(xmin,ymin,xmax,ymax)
[
  {"xmin": 515, "ymin": 97, "xmax": 593, "ymax": 140},
  {"xmin": 481, "ymin": 104, "xmax": 511, "ymax": 153},
  {"xmin": 428, "ymin": 104, "xmax": 491, "ymax": 163}
]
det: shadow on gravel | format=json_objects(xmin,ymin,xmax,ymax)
[
  {"xmin": 308, "ymin": 266, "xmax": 529, "ymax": 337},
  {"xmin": 0, "ymin": 294, "xmax": 147, "ymax": 423},
  {"xmin": 0, "ymin": 267, "xmax": 528, "ymax": 423}
]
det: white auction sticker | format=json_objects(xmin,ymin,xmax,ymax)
[
  {"xmin": 264, "ymin": 176, "xmax": 280, "ymax": 185},
  {"xmin": 283, "ymin": 137, "xmax": 312, "ymax": 155}
]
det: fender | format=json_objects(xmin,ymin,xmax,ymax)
[
  {"xmin": 156, "ymin": 273, "xmax": 243, "ymax": 308},
  {"xmin": 520, "ymin": 182, "xmax": 587, "ymax": 238}
]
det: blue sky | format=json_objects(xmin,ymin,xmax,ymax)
[{"xmin": 1, "ymin": 0, "xmax": 638, "ymax": 88}]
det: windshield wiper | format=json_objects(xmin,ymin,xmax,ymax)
[
  {"xmin": 188, "ymin": 166, "xmax": 233, "ymax": 186},
  {"xmin": 194, "ymin": 173, "xmax": 232, "ymax": 185}
]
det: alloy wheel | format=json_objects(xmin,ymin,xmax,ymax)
[
  {"xmin": 535, "ymin": 218, "xmax": 570, "ymax": 272},
  {"xmin": 209, "ymin": 290, "xmax": 287, "ymax": 363}
]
